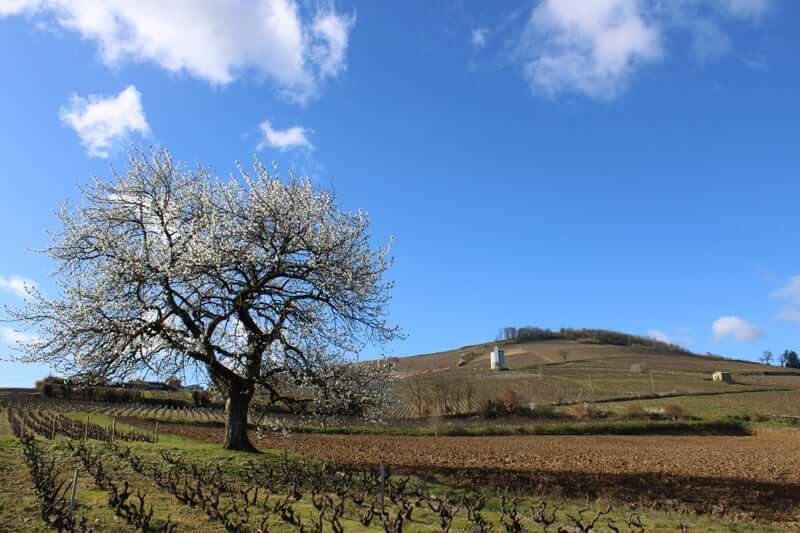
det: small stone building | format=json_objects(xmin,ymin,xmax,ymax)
[{"xmin": 712, "ymin": 371, "xmax": 732, "ymax": 384}]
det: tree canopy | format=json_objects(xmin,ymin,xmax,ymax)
[
  {"xmin": 9, "ymin": 147, "xmax": 399, "ymax": 450},
  {"xmin": 781, "ymin": 350, "xmax": 800, "ymax": 369}
]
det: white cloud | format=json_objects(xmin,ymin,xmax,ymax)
[
  {"xmin": 0, "ymin": 1, "xmax": 354, "ymax": 103},
  {"xmin": 712, "ymin": 316, "xmax": 764, "ymax": 342},
  {"xmin": 257, "ymin": 120, "xmax": 313, "ymax": 151},
  {"xmin": 647, "ymin": 329, "xmax": 672, "ymax": 343},
  {"xmin": 0, "ymin": 326, "xmax": 37, "ymax": 346},
  {"xmin": 59, "ymin": 85, "xmax": 150, "ymax": 158},
  {"xmin": 772, "ymin": 275, "xmax": 800, "ymax": 302},
  {"xmin": 519, "ymin": 0, "xmax": 662, "ymax": 100},
  {"xmin": 771, "ymin": 275, "xmax": 800, "ymax": 323},
  {"xmin": 776, "ymin": 308, "xmax": 800, "ymax": 323},
  {"xmin": 471, "ymin": 28, "xmax": 488, "ymax": 48},
  {"xmin": 647, "ymin": 328, "xmax": 692, "ymax": 348},
  {"xmin": 513, "ymin": 0, "xmax": 772, "ymax": 100},
  {"xmin": 0, "ymin": 0, "xmax": 38, "ymax": 16},
  {"xmin": 310, "ymin": 10, "xmax": 355, "ymax": 79},
  {"xmin": 0, "ymin": 275, "xmax": 37, "ymax": 299}
]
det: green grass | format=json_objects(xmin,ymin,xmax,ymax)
[
  {"xmin": 0, "ymin": 409, "xmax": 139, "ymax": 531},
  {"xmin": 0, "ymin": 430, "xmax": 49, "ymax": 531},
  {"xmin": 600, "ymin": 389, "xmax": 800, "ymax": 419},
  {"xmin": 282, "ymin": 417, "xmax": 749, "ymax": 437}
]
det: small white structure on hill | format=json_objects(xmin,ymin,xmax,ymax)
[
  {"xmin": 490, "ymin": 345, "xmax": 505, "ymax": 370},
  {"xmin": 712, "ymin": 371, "xmax": 732, "ymax": 384}
]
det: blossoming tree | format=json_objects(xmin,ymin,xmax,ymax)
[{"xmin": 9, "ymin": 147, "xmax": 399, "ymax": 451}]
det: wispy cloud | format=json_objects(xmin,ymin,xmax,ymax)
[
  {"xmin": 257, "ymin": 121, "xmax": 313, "ymax": 152},
  {"xmin": 647, "ymin": 327, "xmax": 692, "ymax": 348},
  {"xmin": 0, "ymin": 275, "xmax": 37, "ymax": 299},
  {"xmin": 712, "ymin": 316, "xmax": 764, "ymax": 342},
  {"xmin": 471, "ymin": 28, "xmax": 488, "ymax": 48},
  {"xmin": 1, "ymin": 0, "xmax": 355, "ymax": 103},
  {"xmin": 647, "ymin": 329, "xmax": 672, "ymax": 344},
  {"xmin": 742, "ymin": 56, "xmax": 768, "ymax": 71},
  {"xmin": 772, "ymin": 275, "xmax": 800, "ymax": 323},
  {"xmin": 0, "ymin": 326, "xmax": 37, "ymax": 347},
  {"xmin": 59, "ymin": 85, "xmax": 150, "ymax": 158},
  {"xmin": 718, "ymin": 0, "xmax": 773, "ymax": 19},
  {"xmin": 776, "ymin": 308, "xmax": 800, "ymax": 323}
]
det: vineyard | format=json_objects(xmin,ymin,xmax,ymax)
[
  {"xmin": 389, "ymin": 339, "xmax": 800, "ymax": 419},
  {"xmin": 0, "ymin": 399, "xmax": 698, "ymax": 532},
  {"xmin": 3, "ymin": 391, "xmax": 800, "ymax": 532},
  {"xmin": 3, "ymin": 338, "xmax": 800, "ymax": 532}
]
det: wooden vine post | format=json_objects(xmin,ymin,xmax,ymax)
[
  {"xmin": 379, "ymin": 463, "xmax": 386, "ymax": 513},
  {"xmin": 70, "ymin": 469, "xmax": 79, "ymax": 517},
  {"xmin": 154, "ymin": 421, "xmax": 159, "ymax": 444}
]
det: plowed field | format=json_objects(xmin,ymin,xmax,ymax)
[
  {"xmin": 258, "ymin": 429, "xmax": 800, "ymax": 522},
  {"xmin": 124, "ymin": 417, "xmax": 800, "ymax": 523},
  {"xmin": 260, "ymin": 429, "xmax": 799, "ymax": 481}
]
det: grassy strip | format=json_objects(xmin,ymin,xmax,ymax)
[
  {"xmin": 285, "ymin": 418, "xmax": 750, "ymax": 437},
  {"xmin": 105, "ymin": 407, "xmax": 753, "ymax": 438},
  {"xmin": 557, "ymin": 387, "xmax": 793, "ymax": 407}
]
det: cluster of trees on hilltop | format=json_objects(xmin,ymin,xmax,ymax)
[
  {"xmin": 759, "ymin": 350, "xmax": 800, "ymax": 368},
  {"xmin": 497, "ymin": 326, "xmax": 691, "ymax": 354}
]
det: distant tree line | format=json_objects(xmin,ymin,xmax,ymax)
[
  {"xmin": 497, "ymin": 326, "xmax": 691, "ymax": 354},
  {"xmin": 34, "ymin": 375, "xmax": 210, "ymax": 407},
  {"xmin": 760, "ymin": 350, "xmax": 800, "ymax": 369}
]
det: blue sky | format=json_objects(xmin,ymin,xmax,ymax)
[{"xmin": 0, "ymin": 0, "xmax": 799, "ymax": 386}]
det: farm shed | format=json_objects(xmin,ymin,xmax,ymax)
[{"xmin": 712, "ymin": 371, "xmax": 732, "ymax": 384}]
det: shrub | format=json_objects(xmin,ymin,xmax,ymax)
[
  {"xmin": 480, "ymin": 399, "xmax": 504, "ymax": 419},
  {"xmin": 621, "ymin": 404, "xmax": 648, "ymax": 419},
  {"xmin": 528, "ymin": 403, "xmax": 561, "ymax": 419},
  {"xmin": 500, "ymin": 388, "xmax": 520, "ymax": 414},
  {"xmin": 575, "ymin": 402, "xmax": 607, "ymax": 420},
  {"xmin": 662, "ymin": 404, "xmax": 685, "ymax": 420},
  {"xmin": 420, "ymin": 403, "xmax": 432, "ymax": 418}
]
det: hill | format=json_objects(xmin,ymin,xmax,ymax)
[{"xmin": 389, "ymin": 332, "xmax": 800, "ymax": 419}]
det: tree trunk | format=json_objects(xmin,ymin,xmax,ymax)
[{"xmin": 223, "ymin": 384, "xmax": 258, "ymax": 452}]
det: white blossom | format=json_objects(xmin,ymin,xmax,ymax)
[{"xmin": 8, "ymin": 146, "xmax": 400, "ymax": 447}]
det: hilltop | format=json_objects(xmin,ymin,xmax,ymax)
[{"xmin": 389, "ymin": 329, "xmax": 800, "ymax": 419}]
